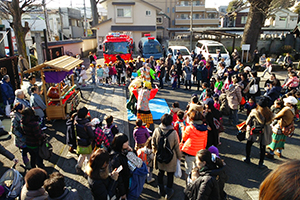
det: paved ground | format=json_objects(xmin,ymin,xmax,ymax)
[{"xmin": 0, "ymin": 66, "xmax": 299, "ymax": 200}]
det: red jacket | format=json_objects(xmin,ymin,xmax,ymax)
[{"xmin": 180, "ymin": 124, "xmax": 208, "ymax": 156}]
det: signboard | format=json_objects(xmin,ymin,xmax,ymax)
[{"xmin": 242, "ymin": 44, "xmax": 250, "ymax": 51}]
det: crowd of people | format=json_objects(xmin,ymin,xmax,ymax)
[{"xmin": 0, "ymin": 48, "xmax": 299, "ymax": 200}]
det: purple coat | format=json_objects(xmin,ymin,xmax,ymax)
[{"xmin": 133, "ymin": 127, "xmax": 150, "ymax": 144}]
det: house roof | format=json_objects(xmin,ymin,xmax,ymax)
[
  {"xmin": 92, "ymin": 18, "xmax": 112, "ymax": 28},
  {"xmin": 99, "ymin": 0, "xmax": 161, "ymax": 11},
  {"xmin": 24, "ymin": 55, "xmax": 83, "ymax": 73}
]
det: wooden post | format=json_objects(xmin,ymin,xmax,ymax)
[
  {"xmin": 71, "ymin": 74, "xmax": 74, "ymax": 87},
  {"xmin": 40, "ymin": 71, "xmax": 48, "ymax": 107}
]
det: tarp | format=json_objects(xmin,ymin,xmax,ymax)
[
  {"xmin": 127, "ymin": 98, "xmax": 170, "ymax": 121},
  {"xmin": 44, "ymin": 71, "xmax": 73, "ymax": 83}
]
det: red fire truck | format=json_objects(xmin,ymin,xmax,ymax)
[{"xmin": 102, "ymin": 33, "xmax": 134, "ymax": 63}]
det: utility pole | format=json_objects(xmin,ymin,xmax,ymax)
[
  {"xmin": 42, "ymin": 0, "xmax": 51, "ymax": 41},
  {"xmin": 59, "ymin": 8, "xmax": 64, "ymax": 40},
  {"xmin": 83, "ymin": 0, "xmax": 88, "ymax": 37},
  {"xmin": 190, "ymin": 0, "xmax": 193, "ymax": 51}
]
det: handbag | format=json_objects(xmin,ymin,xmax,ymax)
[
  {"xmin": 39, "ymin": 137, "xmax": 53, "ymax": 160},
  {"xmin": 174, "ymin": 159, "xmax": 182, "ymax": 178},
  {"xmin": 240, "ymin": 96, "xmax": 246, "ymax": 105},
  {"xmin": 236, "ymin": 131, "xmax": 246, "ymax": 141},
  {"xmin": 74, "ymin": 123, "xmax": 92, "ymax": 155},
  {"xmin": 249, "ymin": 79, "xmax": 258, "ymax": 94},
  {"xmin": 251, "ymin": 116, "xmax": 265, "ymax": 135},
  {"xmin": 127, "ymin": 152, "xmax": 143, "ymax": 168}
]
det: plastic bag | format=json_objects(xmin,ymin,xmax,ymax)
[
  {"xmin": 174, "ymin": 159, "xmax": 182, "ymax": 178},
  {"xmin": 78, "ymin": 77, "xmax": 83, "ymax": 84}
]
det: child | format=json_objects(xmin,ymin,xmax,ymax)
[
  {"xmin": 89, "ymin": 118, "xmax": 110, "ymax": 150},
  {"xmin": 170, "ymin": 102, "xmax": 181, "ymax": 124},
  {"xmin": 270, "ymin": 99, "xmax": 284, "ymax": 126},
  {"xmin": 103, "ymin": 64, "xmax": 110, "ymax": 85},
  {"xmin": 213, "ymin": 95, "xmax": 220, "ymax": 111},
  {"xmin": 133, "ymin": 119, "xmax": 150, "ymax": 150},
  {"xmin": 79, "ymin": 65, "xmax": 87, "ymax": 86},
  {"xmin": 295, "ymin": 91, "xmax": 300, "ymax": 121},
  {"xmin": 174, "ymin": 110, "xmax": 186, "ymax": 141},
  {"xmin": 90, "ymin": 64, "xmax": 96, "ymax": 84},
  {"xmin": 170, "ymin": 65, "xmax": 178, "ymax": 90},
  {"xmin": 131, "ymin": 69, "xmax": 138, "ymax": 80},
  {"xmin": 103, "ymin": 115, "xmax": 119, "ymax": 144},
  {"xmin": 244, "ymin": 97, "xmax": 257, "ymax": 115},
  {"xmin": 199, "ymin": 82, "xmax": 209, "ymax": 102},
  {"xmin": 30, "ymin": 86, "xmax": 47, "ymax": 130},
  {"xmin": 96, "ymin": 65, "xmax": 104, "ymax": 85},
  {"xmin": 210, "ymin": 77, "xmax": 216, "ymax": 91},
  {"xmin": 137, "ymin": 137, "xmax": 154, "ymax": 183},
  {"xmin": 214, "ymin": 76, "xmax": 223, "ymax": 96}
]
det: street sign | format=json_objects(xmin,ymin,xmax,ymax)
[{"xmin": 242, "ymin": 44, "xmax": 250, "ymax": 51}]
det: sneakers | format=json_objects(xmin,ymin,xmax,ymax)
[
  {"xmin": 242, "ymin": 157, "xmax": 250, "ymax": 164},
  {"xmin": 147, "ymin": 178, "xmax": 155, "ymax": 184},
  {"xmin": 274, "ymin": 151, "xmax": 282, "ymax": 158},
  {"xmin": 258, "ymin": 163, "xmax": 267, "ymax": 169},
  {"xmin": 165, "ymin": 187, "xmax": 174, "ymax": 200},
  {"xmin": 41, "ymin": 127, "xmax": 47, "ymax": 130}
]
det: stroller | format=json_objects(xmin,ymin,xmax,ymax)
[{"xmin": 0, "ymin": 167, "xmax": 24, "ymax": 199}]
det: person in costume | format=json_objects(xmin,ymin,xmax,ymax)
[
  {"xmin": 137, "ymin": 63, "xmax": 156, "ymax": 82},
  {"xmin": 132, "ymin": 81, "xmax": 158, "ymax": 128}
]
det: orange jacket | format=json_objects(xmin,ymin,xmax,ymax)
[{"xmin": 180, "ymin": 125, "xmax": 208, "ymax": 156}]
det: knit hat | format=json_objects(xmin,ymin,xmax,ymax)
[
  {"xmin": 284, "ymin": 96, "xmax": 298, "ymax": 105},
  {"xmin": 0, "ymin": 185, "xmax": 4, "ymax": 196},
  {"xmin": 243, "ymin": 66, "xmax": 251, "ymax": 72},
  {"xmin": 258, "ymin": 97, "xmax": 269, "ymax": 108},
  {"xmin": 208, "ymin": 145, "xmax": 220, "ymax": 158}
]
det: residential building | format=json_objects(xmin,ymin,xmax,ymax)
[
  {"xmin": 265, "ymin": 8, "xmax": 298, "ymax": 29},
  {"xmin": 95, "ymin": 0, "xmax": 161, "ymax": 50}
]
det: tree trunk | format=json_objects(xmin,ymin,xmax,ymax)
[
  {"xmin": 241, "ymin": 4, "xmax": 265, "ymax": 58},
  {"xmin": 90, "ymin": 0, "xmax": 99, "ymax": 27},
  {"xmin": 11, "ymin": 0, "xmax": 27, "ymax": 61}
]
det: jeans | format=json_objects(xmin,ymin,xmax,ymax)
[
  {"xmin": 172, "ymin": 80, "xmax": 177, "ymax": 89},
  {"xmin": 158, "ymin": 170, "xmax": 174, "ymax": 188},
  {"xmin": 147, "ymin": 167, "xmax": 153, "ymax": 182},
  {"xmin": 21, "ymin": 147, "xmax": 29, "ymax": 164},
  {"xmin": 246, "ymin": 140, "xmax": 266, "ymax": 165},
  {"xmin": 197, "ymin": 80, "xmax": 201, "ymax": 91},
  {"xmin": 27, "ymin": 147, "xmax": 44, "ymax": 168},
  {"xmin": 185, "ymin": 155, "xmax": 195, "ymax": 175},
  {"xmin": 159, "ymin": 77, "xmax": 164, "ymax": 88},
  {"xmin": 92, "ymin": 74, "xmax": 95, "ymax": 84},
  {"xmin": 262, "ymin": 67, "xmax": 272, "ymax": 77},
  {"xmin": 229, "ymin": 109, "xmax": 238, "ymax": 125}
]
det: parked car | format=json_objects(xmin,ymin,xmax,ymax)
[
  {"xmin": 195, "ymin": 40, "xmax": 231, "ymax": 67},
  {"xmin": 167, "ymin": 46, "xmax": 191, "ymax": 63},
  {"xmin": 138, "ymin": 35, "xmax": 163, "ymax": 59}
]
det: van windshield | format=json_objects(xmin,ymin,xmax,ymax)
[
  {"xmin": 207, "ymin": 46, "xmax": 227, "ymax": 54},
  {"xmin": 104, "ymin": 42, "xmax": 130, "ymax": 54},
  {"xmin": 144, "ymin": 43, "xmax": 162, "ymax": 54},
  {"xmin": 176, "ymin": 49, "xmax": 190, "ymax": 56}
]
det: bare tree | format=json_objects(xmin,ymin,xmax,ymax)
[
  {"xmin": 0, "ymin": 0, "xmax": 36, "ymax": 60},
  {"xmin": 90, "ymin": 0, "xmax": 99, "ymax": 27}
]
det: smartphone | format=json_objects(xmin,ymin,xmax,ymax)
[{"xmin": 116, "ymin": 165, "xmax": 123, "ymax": 173}]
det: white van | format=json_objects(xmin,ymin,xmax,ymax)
[
  {"xmin": 195, "ymin": 40, "xmax": 230, "ymax": 67},
  {"xmin": 167, "ymin": 46, "xmax": 191, "ymax": 63}
]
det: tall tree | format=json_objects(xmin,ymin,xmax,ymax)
[
  {"xmin": 90, "ymin": 0, "xmax": 99, "ymax": 27},
  {"xmin": 240, "ymin": 0, "xmax": 294, "ymax": 56},
  {"xmin": 0, "ymin": 0, "xmax": 35, "ymax": 60}
]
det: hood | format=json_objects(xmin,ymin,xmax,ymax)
[
  {"xmin": 199, "ymin": 165, "xmax": 225, "ymax": 177},
  {"xmin": 172, "ymin": 107, "xmax": 181, "ymax": 113},
  {"xmin": 158, "ymin": 124, "xmax": 173, "ymax": 132},
  {"xmin": 192, "ymin": 123, "xmax": 207, "ymax": 131},
  {"xmin": 21, "ymin": 114, "xmax": 39, "ymax": 125},
  {"xmin": 228, "ymin": 83, "xmax": 241, "ymax": 93},
  {"xmin": 133, "ymin": 162, "xmax": 148, "ymax": 176},
  {"xmin": 250, "ymin": 109, "xmax": 272, "ymax": 124},
  {"xmin": 75, "ymin": 116, "xmax": 90, "ymax": 125}
]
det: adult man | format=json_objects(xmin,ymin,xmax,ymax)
[
  {"xmin": 18, "ymin": 55, "xmax": 29, "ymax": 79},
  {"xmin": 88, "ymin": 52, "xmax": 95, "ymax": 64},
  {"xmin": 14, "ymin": 89, "xmax": 31, "ymax": 108},
  {"xmin": 217, "ymin": 49, "xmax": 222, "ymax": 62},
  {"xmin": 165, "ymin": 53, "xmax": 173, "ymax": 84},
  {"xmin": 135, "ymin": 56, "xmax": 143, "ymax": 70},
  {"xmin": 231, "ymin": 49, "xmax": 240, "ymax": 66}
]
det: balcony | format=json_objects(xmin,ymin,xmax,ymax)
[
  {"xmin": 175, "ymin": 5, "xmax": 205, "ymax": 12},
  {"xmin": 175, "ymin": 18, "xmax": 219, "ymax": 26}
]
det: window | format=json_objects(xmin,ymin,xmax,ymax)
[
  {"xmin": 193, "ymin": 13, "xmax": 200, "ymax": 19},
  {"xmin": 279, "ymin": 16, "xmax": 286, "ymax": 21},
  {"xmin": 290, "ymin": 16, "xmax": 297, "ymax": 21},
  {"xmin": 167, "ymin": 7, "xmax": 170, "ymax": 13},
  {"xmin": 146, "ymin": 10, "xmax": 151, "ymax": 16},
  {"xmin": 117, "ymin": 7, "xmax": 132, "ymax": 17},
  {"xmin": 172, "ymin": 7, "xmax": 175, "ymax": 13},
  {"xmin": 180, "ymin": 1, "xmax": 189, "ymax": 6},
  {"xmin": 193, "ymin": 1, "xmax": 201, "ymax": 6},
  {"xmin": 207, "ymin": 13, "xmax": 215, "ymax": 19},
  {"xmin": 156, "ymin": 17, "xmax": 162, "ymax": 24},
  {"xmin": 172, "ymin": 20, "xmax": 175, "ymax": 25},
  {"xmin": 181, "ymin": 14, "xmax": 189, "ymax": 19},
  {"xmin": 241, "ymin": 16, "xmax": 248, "ymax": 24}
]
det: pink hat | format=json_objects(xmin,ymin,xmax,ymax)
[{"xmin": 0, "ymin": 185, "xmax": 5, "ymax": 196}]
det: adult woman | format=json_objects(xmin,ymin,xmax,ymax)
[
  {"xmin": 175, "ymin": 59, "xmax": 182, "ymax": 88},
  {"xmin": 74, "ymin": 107, "xmax": 95, "ymax": 174},
  {"xmin": 196, "ymin": 62, "xmax": 203, "ymax": 91},
  {"xmin": 184, "ymin": 149, "xmax": 227, "ymax": 200},
  {"xmin": 226, "ymin": 75, "xmax": 242, "ymax": 126},
  {"xmin": 259, "ymin": 160, "xmax": 300, "ymax": 200},
  {"xmin": 265, "ymin": 80, "xmax": 281, "ymax": 107},
  {"xmin": 266, "ymin": 96, "xmax": 297, "ymax": 158},
  {"xmin": 180, "ymin": 110, "xmax": 208, "ymax": 179},
  {"xmin": 243, "ymin": 97, "xmax": 273, "ymax": 168},
  {"xmin": 1, "ymin": 75, "xmax": 14, "ymax": 117},
  {"xmin": 21, "ymin": 107, "xmax": 45, "ymax": 168},
  {"xmin": 248, "ymin": 70, "xmax": 261, "ymax": 97},
  {"xmin": 183, "ymin": 60, "xmax": 192, "ymax": 90},
  {"xmin": 152, "ymin": 114, "xmax": 181, "ymax": 199},
  {"xmin": 282, "ymin": 71, "xmax": 299, "ymax": 91},
  {"xmin": 87, "ymin": 149, "xmax": 119, "ymax": 200},
  {"xmin": 110, "ymin": 133, "xmax": 132, "ymax": 200},
  {"xmin": 264, "ymin": 73, "xmax": 280, "ymax": 88},
  {"xmin": 11, "ymin": 103, "xmax": 30, "ymax": 168},
  {"xmin": 204, "ymin": 100, "xmax": 222, "ymax": 147}
]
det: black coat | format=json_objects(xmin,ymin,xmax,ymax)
[
  {"xmin": 110, "ymin": 151, "xmax": 131, "ymax": 198},
  {"xmin": 88, "ymin": 176, "xmax": 117, "ymax": 200},
  {"xmin": 184, "ymin": 166, "xmax": 227, "ymax": 200},
  {"xmin": 74, "ymin": 117, "xmax": 94, "ymax": 147}
]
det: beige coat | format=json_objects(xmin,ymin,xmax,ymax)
[
  {"xmin": 226, "ymin": 83, "xmax": 242, "ymax": 110},
  {"xmin": 152, "ymin": 124, "xmax": 181, "ymax": 172},
  {"xmin": 245, "ymin": 109, "xmax": 273, "ymax": 146}
]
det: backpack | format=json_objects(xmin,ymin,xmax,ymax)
[
  {"xmin": 156, "ymin": 128, "xmax": 174, "ymax": 164},
  {"xmin": 0, "ymin": 168, "xmax": 24, "ymax": 199},
  {"xmin": 103, "ymin": 125, "xmax": 114, "ymax": 143},
  {"xmin": 175, "ymin": 121, "xmax": 186, "ymax": 140},
  {"xmin": 39, "ymin": 137, "xmax": 53, "ymax": 160}
]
